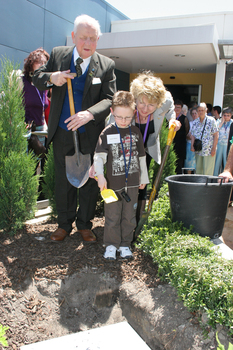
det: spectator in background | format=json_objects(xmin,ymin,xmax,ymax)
[
  {"xmin": 214, "ymin": 107, "xmax": 233, "ymax": 176},
  {"xmin": 184, "ymin": 107, "xmax": 198, "ymax": 170},
  {"xmin": 226, "ymin": 108, "xmax": 233, "ymax": 155},
  {"xmin": 181, "ymin": 104, "xmax": 188, "ymax": 116},
  {"xmin": 207, "ymin": 103, "xmax": 213, "ymax": 116},
  {"xmin": 191, "ymin": 102, "xmax": 218, "ymax": 175},
  {"xmin": 173, "ymin": 99, "xmax": 189, "ymax": 174},
  {"xmin": 213, "ymin": 105, "xmax": 221, "ymax": 120},
  {"xmin": 219, "ymin": 142, "xmax": 233, "ymax": 182},
  {"xmin": 22, "ymin": 48, "xmax": 50, "ymax": 200},
  {"xmin": 22, "ymin": 48, "xmax": 49, "ymax": 146},
  {"xmin": 186, "ymin": 101, "xmax": 198, "ymax": 122},
  {"xmin": 44, "ymin": 88, "xmax": 52, "ymax": 125}
]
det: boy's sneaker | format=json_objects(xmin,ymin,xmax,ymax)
[
  {"xmin": 118, "ymin": 246, "xmax": 133, "ymax": 259},
  {"xmin": 103, "ymin": 245, "xmax": 117, "ymax": 260}
]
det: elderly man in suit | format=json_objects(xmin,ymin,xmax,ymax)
[{"xmin": 33, "ymin": 14, "xmax": 116, "ymax": 242}]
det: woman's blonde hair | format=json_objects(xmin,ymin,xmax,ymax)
[{"xmin": 130, "ymin": 71, "xmax": 166, "ymax": 108}]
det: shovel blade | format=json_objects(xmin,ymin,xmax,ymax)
[
  {"xmin": 134, "ymin": 211, "xmax": 150, "ymax": 237},
  {"xmin": 65, "ymin": 153, "xmax": 91, "ymax": 188},
  {"xmin": 101, "ymin": 189, "xmax": 118, "ymax": 204}
]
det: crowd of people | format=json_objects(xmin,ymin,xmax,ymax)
[
  {"xmin": 178, "ymin": 102, "xmax": 233, "ymax": 177},
  {"xmin": 19, "ymin": 13, "xmax": 232, "ymax": 260}
]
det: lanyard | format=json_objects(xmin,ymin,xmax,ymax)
[
  {"xmin": 35, "ymin": 87, "xmax": 45, "ymax": 117},
  {"xmin": 223, "ymin": 121, "xmax": 230, "ymax": 132},
  {"xmin": 136, "ymin": 110, "xmax": 151, "ymax": 144},
  {"xmin": 115, "ymin": 123, "xmax": 132, "ymax": 192}
]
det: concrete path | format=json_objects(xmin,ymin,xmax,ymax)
[{"xmin": 20, "ymin": 322, "xmax": 151, "ymax": 350}]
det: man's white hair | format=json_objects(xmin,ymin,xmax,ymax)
[
  {"xmin": 198, "ymin": 102, "xmax": 207, "ymax": 109},
  {"xmin": 73, "ymin": 14, "xmax": 101, "ymax": 37}
]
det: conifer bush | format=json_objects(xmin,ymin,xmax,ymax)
[
  {"xmin": 0, "ymin": 57, "xmax": 38, "ymax": 233},
  {"xmin": 42, "ymin": 145, "xmax": 57, "ymax": 217},
  {"xmin": 148, "ymin": 119, "xmax": 177, "ymax": 192}
]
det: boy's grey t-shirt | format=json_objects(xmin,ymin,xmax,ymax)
[{"xmin": 95, "ymin": 123, "xmax": 146, "ymax": 192}]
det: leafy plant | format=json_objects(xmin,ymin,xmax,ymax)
[
  {"xmin": 137, "ymin": 183, "xmax": 233, "ymax": 336},
  {"xmin": 0, "ymin": 324, "xmax": 9, "ymax": 348},
  {"xmin": 0, "ymin": 57, "xmax": 38, "ymax": 233},
  {"xmin": 148, "ymin": 119, "xmax": 177, "ymax": 194},
  {"xmin": 42, "ymin": 144, "xmax": 57, "ymax": 217},
  {"xmin": 216, "ymin": 332, "xmax": 233, "ymax": 350}
]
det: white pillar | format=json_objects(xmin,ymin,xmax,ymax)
[{"xmin": 213, "ymin": 59, "xmax": 227, "ymax": 107}]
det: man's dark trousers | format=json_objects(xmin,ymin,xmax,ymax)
[{"xmin": 53, "ymin": 126, "xmax": 99, "ymax": 233}]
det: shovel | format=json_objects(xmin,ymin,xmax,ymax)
[
  {"xmin": 134, "ymin": 123, "xmax": 176, "ymax": 236},
  {"xmin": 94, "ymin": 177, "xmax": 118, "ymax": 203},
  {"xmin": 65, "ymin": 76, "xmax": 91, "ymax": 188}
]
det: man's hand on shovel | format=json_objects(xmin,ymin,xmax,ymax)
[
  {"xmin": 65, "ymin": 74, "xmax": 91, "ymax": 188},
  {"xmin": 64, "ymin": 73, "xmax": 94, "ymax": 131},
  {"xmin": 50, "ymin": 70, "xmax": 74, "ymax": 86},
  {"xmin": 65, "ymin": 110, "xmax": 94, "ymax": 131}
]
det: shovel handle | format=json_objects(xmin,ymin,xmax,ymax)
[
  {"xmin": 67, "ymin": 78, "xmax": 80, "ymax": 165},
  {"xmin": 67, "ymin": 78, "xmax": 75, "ymax": 116},
  {"xmin": 167, "ymin": 123, "xmax": 176, "ymax": 145},
  {"xmin": 147, "ymin": 124, "xmax": 176, "ymax": 212}
]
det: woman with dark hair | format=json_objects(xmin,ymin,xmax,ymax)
[
  {"xmin": 214, "ymin": 107, "xmax": 233, "ymax": 176},
  {"xmin": 173, "ymin": 99, "xmax": 190, "ymax": 174},
  {"xmin": 23, "ymin": 48, "xmax": 50, "ymax": 142},
  {"xmin": 22, "ymin": 48, "xmax": 50, "ymax": 199}
]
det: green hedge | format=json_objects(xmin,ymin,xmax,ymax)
[{"xmin": 137, "ymin": 184, "xmax": 233, "ymax": 336}]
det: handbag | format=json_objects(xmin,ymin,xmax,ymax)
[
  {"xmin": 28, "ymin": 121, "xmax": 46, "ymax": 157},
  {"xmin": 193, "ymin": 118, "xmax": 207, "ymax": 152},
  {"xmin": 193, "ymin": 138, "xmax": 202, "ymax": 152}
]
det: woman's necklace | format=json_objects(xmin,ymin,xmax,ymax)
[
  {"xmin": 137, "ymin": 110, "xmax": 151, "ymax": 144},
  {"xmin": 137, "ymin": 110, "xmax": 151, "ymax": 123}
]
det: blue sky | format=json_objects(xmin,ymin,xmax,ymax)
[{"xmin": 106, "ymin": 0, "xmax": 233, "ymax": 19}]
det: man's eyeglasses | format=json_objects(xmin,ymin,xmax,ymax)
[{"xmin": 113, "ymin": 115, "xmax": 133, "ymax": 121}]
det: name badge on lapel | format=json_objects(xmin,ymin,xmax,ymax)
[
  {"xmin": 107, "ymin": 134, "xmax": 120, "ymax": 144},
  {"xmin": 92, "ymin": 77, "xmax": 101, "ymax": 85}
]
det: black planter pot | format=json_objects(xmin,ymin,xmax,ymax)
[{"xmin": 165, "ymin": 175, "xmax": 233, "ymax": 239}]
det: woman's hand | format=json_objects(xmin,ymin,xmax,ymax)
[
  {"xmin": 169, "ymin": 119, "xmax": 181, "ymax": 131},
  {"xmin": 211, "ymin": 148, "xmax": 216, "ymax": 157},
  {"xmin": 139, "ymin": 184, "xmax": 146, "ymax": 190},
  {"xmin": 218, "ymin": 170, "xmax": 233, "ymax": 183}
]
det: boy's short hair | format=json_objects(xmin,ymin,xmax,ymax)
[{"xmin": 112, "ymin": 91, "xmax": 136, "ymax": 111}]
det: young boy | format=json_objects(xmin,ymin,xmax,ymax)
[{"xmin": 94, "ymin": 91, "xmax": 149, "ymax": 260}]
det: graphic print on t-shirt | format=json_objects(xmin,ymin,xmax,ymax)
[{"xmin": 111, "ymin": 133, "xmax": 139, "ymax": 176}]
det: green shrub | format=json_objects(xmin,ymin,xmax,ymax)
[
  {"xmin": 42, "ymin": 144, "xmax": 57, "ymax": 217},
  {"xmin": 0, "ymin": 324, "xmax": 8, "ymax": 348},
  {"xmin": 137, "ymin": 183, "xmax": 233, "ymax": 336},
  {"xmin": 148, "ymin": 120, "xmax": 177, "ymax": 193},
  {"xmin": 0, "ymin": 57, "xmax": 38, "ymax": 233}
]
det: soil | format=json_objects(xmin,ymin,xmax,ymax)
[{"xmin": 0, "ymin": 216, "xmax": 231, "ymax": 350}]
